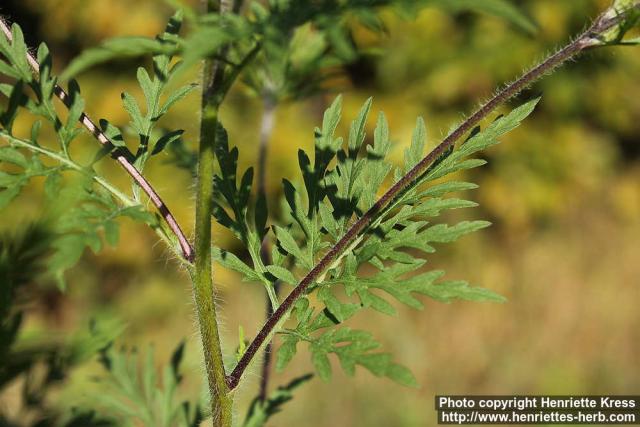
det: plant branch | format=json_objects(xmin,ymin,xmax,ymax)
[
  {"xmin": 0, "ymin": 17, "xmax": 194, "ymax": 263},
  {"xmin": 225, "ymin": 5, "xmax": 636, "ymax": 390}
]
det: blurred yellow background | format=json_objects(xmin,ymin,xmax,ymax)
[{"xmin": 1, "ymin": 0, "xmax": 639, "ymax": 426}]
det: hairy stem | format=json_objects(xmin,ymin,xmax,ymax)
[
  {"xmin": 225, "ymin": 6, "xmax": 634, "ymax": 390},
  {"xmin": 192, "ymin": 1, "xmax": 236, "ymax": 426},
  {"xmin": 194, "ymin": 102, "xmax": 232, "ymax": 426},
  {"xmin": 0, "ymin": 17, "xmax": 194, "ymax": 263}
]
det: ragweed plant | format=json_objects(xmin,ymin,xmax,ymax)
[{"xmin": 1, "ymin": 0, "xmax": 638, "ymax": 426}]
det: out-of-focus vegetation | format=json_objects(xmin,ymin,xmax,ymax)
[{"xmin": 1, "ymin": 0, "xmax": 639, "ymax": 426}]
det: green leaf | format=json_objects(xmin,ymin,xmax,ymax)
[
  {"xmin": 158, "ymin": 84, "xmax": 198, "ymax": 116},
  {"xmin": 274, "ymin": 225, "xmax": 311, "ymax": 269},
  {"xmin": 0, "ymin": 60, "xmax": 20, "ymax": 79},
  {"xmin": 282, "ymin": 179, "xmax": 312, "ymax": 239},
  {"xmin": 276, "ymin": 335, "xmax": 299, "ymax": 372},
  {"xmin": 77, "ymin": 12, "xmax": 194, "ymax": 182},
  {"xmin": 121, "ymin": 91, "xmax": 145, "ymax": 135},
  {"xmin": 390, "ymin": 198, "xmax": 478, "ymax": 223},
  {"xmin": 152, "ymin": 129, "xmax": 184, "ymax": 155},
  {"xmin": 316, "ymin": 95, "xmax": 343, "ymax": 153},
  {"xmin": 421, "ymin": 280, "xmax": 506, "ymax": 303},
  {"xmin": 212, "ymin": 247, "xmax": 262, "ymax": 283},
  {"xmin": 211, "ymin": 123, "xmax": 264, "ymax": 268},
  {"xmin": 319, "ymin": 201, "xmax": 339, "ymax": 240},
  {"xmin": 58, "ymin": 80, "xmax": 85, "ymax": 150},
  {"xmin": 103, "ymin": 221, "xmax": 119, "ymax": 246},
  {"xmin": 404, "ymin": 116, "xmax": 426, "ymax": 172},
  {"xmin": 0, "ymin": 81, "xmax": 27, "ymax": 132},
  {"xmin": 285, "ymin": 326, "xmax": 416, "ymax": 386},
  {"xmin": 0, "ymin": 185, "xmax": 22, "ymax": 209},
  {"xmin": 0, "ymin": 136, "xmax": 58, "ymax": 210},
  {"xmin": 30, "ymin": 120, "xmax": 42, "ymax": 144},
  {"xmin": 0, "ymin": 171, "xmax": 20, "ymax": 187},
  {"xmin": 386, "ymin": 363, "xmax": 418, "ymax": 387},
  {"xmin": 176, "ymin": 14, "xmax": 251, "ymax": 76},
  {"xmin": 48, "ymin": 234, "xmax": 87, "ymax": 289},
  {"xmin": 419, "ymin": 181, "xmax": 479, "ymax": 198},
  {"xmin": 136, "ymin": 67, "xmax": 155, "ymax": 112},
  {"xmin": 428, "ymin": 0, "xmax": 537, "ymax": 35},
  {"xmin": 119, "ymin": 206, "xmax": 156, "ymax": 224},
  {"xmin": 65, "ymin": 80, "xmax": 85, "ymax": 129},
  {"xmin": 37, "ymin": 176, "xmax": 156, "ymax": 288},
  {"xmin": 348, "ymin": 97, "xmax": 372, "ymax": 153},
  {"xmin": 311, "ymin": 346, "xmax": 332, "ymax": 381},
  {"xmin": 326, "ymin": 97, "xmax": 374, "ymax": 231},
  {"xmin": 0, "ymin": 147, "xmax": 28, "ymax": 167},
  {"xmin": 61, "ymin": 37, "xmax": 173, "ymax": 80},
  {"xmin": 265, "ymin": 265, "xmax": 297, "ymax": 285},
  {"xmin": 7, "ymin": 24, "xmax": 32, "ymax": 80},
  {"xmin": 94, "ymin": 341, "xmax": 203, "ymax": 427},
  {"xmin": 44, "ymin": 171, "xmax": 61, "ymax": 200},
  {"xmin": 421, "ymin": 98, "xmax": 540, "ymax": 184},
  {"xmin": 423, "ymin": 220, "xmax": 492, "ymax": 243},
  {"xmin": 254, "ymin": 190, "xmax": 269, "ymax": 241},
  {"xmin": 318, "ymin": 286, "xmax": 361, "ymax": 321},
  {"xmin": 99, "ymin": 119, "xmax": 126, "ymax": 147},
  {"xmin": 362, "ymin": 112, "xmax": 392, "ymax": 209},
  {"xmin": 243, "ymin": 374, "xmax": 313, "ymax": 427}
]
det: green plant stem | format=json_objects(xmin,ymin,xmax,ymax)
[
  {"xmin": 192, "ymin": 1, "xmax": 237, "ymax": 426},
  {"xmin": 193, "ymin": 101, "xmax": 233, "ymax": 427},
  {"xmin": 189, "ymin": 36, "xmax": 263, "ymax": 420},
  {"xmin": 225, "ymin": 5, "xmax": 634, "ymax": 390}
]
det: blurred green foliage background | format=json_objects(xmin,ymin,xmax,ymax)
[{"xmin": 1, "ymin": 0, "xmax": 639, "ymax": 425}]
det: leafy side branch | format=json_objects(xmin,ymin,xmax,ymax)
[
  {"xmin": 0, "ymin": 16, "xmax": 194, "ymax": 262},
  {"xmin": 225, "ymin": 3, "xmax": 640, "ymax": 390}
]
